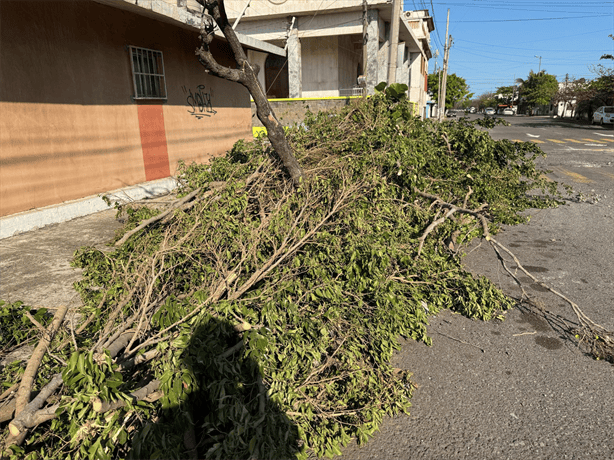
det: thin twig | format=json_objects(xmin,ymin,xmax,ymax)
[
  {"xmin": 23, "ymin": 311, "xmax": 46, "ymax": 334},
  {"xmin": 434, "ymin": 331, "xmax": 485, "ymax": 353},
  {"xmin": 114, "ymin": 188, "xmax": 202, "ymax": 247}
]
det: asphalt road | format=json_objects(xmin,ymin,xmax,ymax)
[
  {"xmin": 338, "ymin": 116, "xmax": 614, "ymax": 460},
  {"xmin": 486, "ymin": 115, "xmax": 614, "ymax": 191}
]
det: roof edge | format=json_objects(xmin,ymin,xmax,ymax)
[{"xmin": 92, "ymin": 0, "xmax": 286, "ymax": 56}]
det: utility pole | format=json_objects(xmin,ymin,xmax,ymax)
[
  {"xmin": 360, "ymin": 0, "xmax": 369, "ymax": 96},
  {"xmin": 387, "ymin": 0, "xmax": 402, "ymax": 84},
  {"xmin": 438, "ymin": 9, "xmax": 450, "ymax": 121},
  {"xmin": 535, "ymin": 55, "xmax": 542, "ymax": 73},
  {"xmin": 437, "ymin": 68, "xmax": 441, "ymax": 115}
]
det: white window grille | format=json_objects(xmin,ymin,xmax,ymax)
[{"xmin": 129, "ymin": 46, "xmax": 167, "ymax": 100}]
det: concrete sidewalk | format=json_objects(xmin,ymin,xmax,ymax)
[{"xmin": 0, "ymin": 209, "xmax": 122, "ymax": 309}]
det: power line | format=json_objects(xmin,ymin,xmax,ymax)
[
  {"xmin": 455, "ymin": 39, "xmax": 611, "ymax": 53},
  {"xmin": 429, "ymin": 0, "xmax": 614, "ymax": 4},
  {"xmin": 455, "ymin": 15, "xmax": 609, "ymax": 23},
  {"xmin": 453, "ymin": 46, "xmax": 609, "ymax": 62}
]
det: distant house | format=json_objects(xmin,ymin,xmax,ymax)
[
  {"xmin": 0, "ymin": 0, "xmax": 279, "ymax": 230},
  {"xmin": 224, "ymin": 0, "xmax": 434, "ymax": 118},
  {"xmin": 555, "ymin": 80, "xmax": 585, "ymax": 118}
]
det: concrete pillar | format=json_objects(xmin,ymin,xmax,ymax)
[
  {"xmin": 408, "ymin": 52, "xmax": 420, "ymax": 92},
  {"xmin": 395, "ymin": 42, "xmax": 405, "ymax": 85},
  {"xmin": 402, "ymin": 46, "xmax": 410, "ymax": 87},
  {"xmin": 377, "ymin": 18, "xmax": 389, "ymax": 85},
  {"xmin": 287, "ymin": 27, "xmax": 302, "ymax": 98},
  {"xmin": 365, "ymin": 9, "xmax": 379, "ymax": 94},
  {"xmin": 408, "ymin": 52, "xmax": 425, "ymax": 117},
  {"xmin": 246, "ymin": 49, "xmax": 268, "ymax": 97}
]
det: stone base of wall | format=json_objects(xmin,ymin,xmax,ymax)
[{"xmin": 251, "ymin": 97, "xmax": 362, "ymax": 128}]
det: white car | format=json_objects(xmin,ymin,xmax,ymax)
[
  {"xmin": 502, "ymin": 108, "xmax": 514, "ymax": 116},
  {"xmin": 592, "ymin": 106, "xmax": 614, "ymax": 125},
  {"xmin": 484, "ymin": 107, "xmax": 496, "ymax": 116}
]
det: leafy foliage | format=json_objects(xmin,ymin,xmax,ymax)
[
  {"xmin": 516, "ymin": 70, "xmax": 558, "ymax": 109},
  {"xmin": 427, "ymin": 73, "xmax": 474, "ymax": 109},
  {"xmin": 0, "ymin": 301, "xmax": 51, "ymax": 354},
  {"xmin": 473, "ymin": 92, "xmax": 499, "ymax": 111},
  {"xmin": 1, "ymin": 86, "xmax": 563, "ymax": 459},
  {"xmin": 495, "ymin": 86, "xmax": 515, "ymax": 105}
]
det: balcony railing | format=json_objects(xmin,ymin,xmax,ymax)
[{"xmin": 339, "ymin": 87, "xmax": 365, "ymax": 97}]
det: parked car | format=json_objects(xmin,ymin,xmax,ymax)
[
  {"xmin": 469, "ymin": 107, "xmax": 477, "ymax": 114},
  {"xmin": 502, "ymin": 108, "xmax": 514, "ymax": 116},
  {"xmin": 484, "ymin": 107, "xmax": 496, "ymax": 117},
  {"xmin": 592, "ymin": 106, "xmax": 614, "ymax": 125},
  {"xmin": 446, "ymin": 110, "xmax": 457, "ymax": 118}
]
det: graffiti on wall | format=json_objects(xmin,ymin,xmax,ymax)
[{"xmin": 182, "ymin": 85, "xmax": 217, "ymax": 119}]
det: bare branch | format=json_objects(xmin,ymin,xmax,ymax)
[
  {"xmin": 14, "ymin": 305, "xmax": 68, "ymax": 417},
  {"xmin": 195, "ymin": 0, "xmax": 304, "ymax": 186}
]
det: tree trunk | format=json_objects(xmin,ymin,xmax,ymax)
[{"xmin": 195, "ymin": 0, "xmax": 304, "ymax": 186}]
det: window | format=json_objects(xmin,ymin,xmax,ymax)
[{"xmin": 129, "ymin": 46, "xmax": 167, "ymax": 100}]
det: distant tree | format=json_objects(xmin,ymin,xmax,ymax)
[
  {"xmin": 553, "ymin": 77, "xmax": 588, "ymax": 118},
  {"xmin": 575, "ymin": 36, "xmax": 614, "ymax": 119},
  {"xmin": 474, "ymin": 92, "xmax": 498, "ymax": 110},
  {"xmin": 495, "ymin": 86, "xmax": 515, "ymax": 105},
  {"xmin": 599, "ymin": 34, "xmax": 614, "ymax": 60},
  {"xmin": 427, "ymin": 73, "xmax": 474, "ymax": 110},
  {"xmin": 581, "ymin": 74, "xmax": 614, "ymax": 114},
  {"xmin": 516, "ymin": 70, "xmax": 558, "ymax": 112}
]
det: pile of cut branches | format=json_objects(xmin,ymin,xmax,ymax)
[{"xmin": 2, "ymin": 84, "xmax": 609, "ymax": 460}]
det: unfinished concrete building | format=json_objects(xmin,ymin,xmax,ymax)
[{"xmin": 225, "ymin": 0, "xmax": 434, "ymax": 117}]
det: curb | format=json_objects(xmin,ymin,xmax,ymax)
[{"xmin": 0, "ymin": 177, "xmax": 178, "ymax": 240}]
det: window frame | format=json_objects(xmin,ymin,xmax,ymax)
[{"xmin": 128, "ymin": 46, "xmax": 168, "ymax": 101}]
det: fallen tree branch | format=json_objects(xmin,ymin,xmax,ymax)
[
  {"xmin": 23, "ymin": 311, "xmax": 46, "ymax": 334},
  {"xmin": 115, "ymin": 349, "xmax": 161, "ymax": 373},
  {"xmin": 488, "ymin": 237, "xmax": 609, "ymax": 333},
  {"xmin": 416, "ymin": 187, "xmax": 614, "ymax": 363},
  {"xmin": 487, "ymin": 236, "xmax": 614, "ymax": 361},
  {"xmin": 0, "ymin": 384, "xmax": 18, "ymax": 403},
  {"xmin": 14, "ymin": 305, "xmax": 68, "ymax": 418},
  {"xmin": 7, "ymin": 373, "xmax": 63, "ymax": 438},
  {"xmin": 92, "ymin": 379, "xmax": 160, "ymax": 414},
  {"xmin": 114, "ymin": 188, "xmax": 202, "ymax": 247},
  {"xmin": 434, "ymin": 331, "xmax": 485, "ymax": 353},
  {"xmin": 100, "ymin": 332, "xmax": 135, "ymax": 361},
  {"xmin": 417, "ymin": 207, "xmax": 457, "ymax": 256},
  {"xmin": 0, "ymin": 401, "xmax": 15, "ymax": 424},
  {"xmin": 415, "ymin": 187, "xmax": 489, "ymax": 256}
]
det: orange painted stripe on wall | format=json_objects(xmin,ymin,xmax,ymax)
[{"xmin": 137, "ymin": 104, "xmax": 171, "ymax": 181}]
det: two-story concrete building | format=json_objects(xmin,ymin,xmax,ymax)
[{"xmin": 224, "ymin": 0, "xmax": 434, "ymax": 117}]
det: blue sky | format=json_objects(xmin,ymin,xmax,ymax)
[{"xmin": 403, "ymin": 0, "xmax": 614, "ymax": 97}]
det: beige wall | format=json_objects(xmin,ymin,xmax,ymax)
[
  {"xmin": 337, "ymin": 35, "xmax": 361, "ymax": 91},
  {"xmin": 301, "ymin": 37, "xmax": 339, "ymax": 97},
  {"xmin": 0, "ymin": 1, "xmax": 252, "ymax": 217}
]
